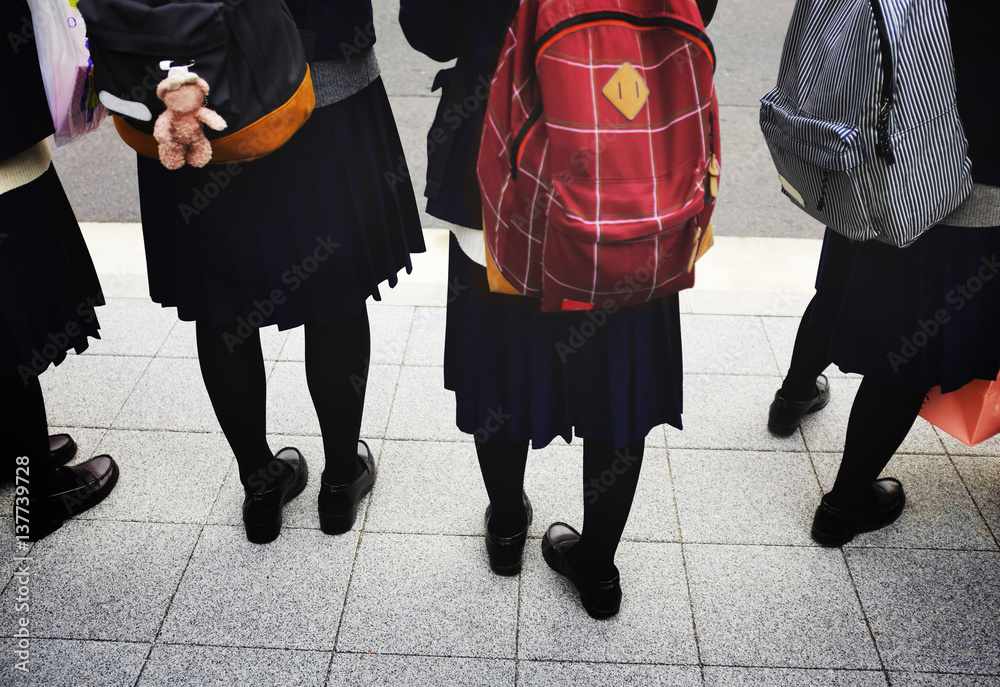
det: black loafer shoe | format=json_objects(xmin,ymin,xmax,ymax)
[
  {"xmin": 811, "ymin": 478, "xmax": 905, "ymax": 547},
  {"xmin": 768, "ymin": 374, "xmax": 831, "ymax": 436},
  {"xmin": 3, "ymin": 435, "xmax": 78, "ymax": 486},
  {"xmin": 22, "ymin": 455, "xmax": 120, "ymax": 542},
  {"xmin": 48, "ymin": 434, "xmax": 78, "ymax": 467},
  {"xmin": 541, "ymin": 522, "xmax": 622, "ymax": 620},
  {"xmin": 243, "ymin": 447, "xmax": 308, "ymax": 544},
  {"xmin": 484, "ymin": 492, "xmax": 533, "ymax": 576},
  {"xmin": 318, "ymin": 440, "xmax": 375, "ymax": 535}
]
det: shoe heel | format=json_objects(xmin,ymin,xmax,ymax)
[
  {"xmin": 809, "ymin": 524, "xmax": 852, "ymax": 547},
  {"xmin": 319, "ymin": 507, "xmax": 357, "ymax": 535},
  {"xmin": 245, "ymin": 518, "xmax": 281, "ymax": 545}
]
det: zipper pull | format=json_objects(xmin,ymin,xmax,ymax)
[{"xmin": 876, "ymin": 97, "xmax": 895, "ymax": 165}]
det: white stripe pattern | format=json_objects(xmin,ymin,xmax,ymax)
[{"xmin": 759, "ymin": 0, "xmax": 972, "ymax": 247}]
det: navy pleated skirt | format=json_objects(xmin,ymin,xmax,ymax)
[
  {"xmin": 809, "ymin": 224, "xmax": 1000, "ymax": 393},
  {"xmin": 137, "ymin": 77, "xmax": 424, "ymax": 329},
  {"xmin": 444, "ymin": 236, "xmax": 684, "ymax": 449},
  {"xmin": 0, "ymin": 165, "xmax": 104, "ymax": 379}
]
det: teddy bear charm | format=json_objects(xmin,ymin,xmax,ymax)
[{"xmin": 153, "ymin": 65, "xmax": 227, "ymax": 169}]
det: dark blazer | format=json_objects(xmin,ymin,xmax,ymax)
[
  {"xmin": 1, "ymin": 0, "xmax": 56, "ymax": 161},
  {"xmin": 400, "ymin": 1, "xmax": 518, "ymax": 230},
  {"xmin": 947, "ymin": 2, "xmax": 1000, "ymax": 186},
  {"xmin": 284, "ymin": 0, "xmax": 376, "ymax": 62}
]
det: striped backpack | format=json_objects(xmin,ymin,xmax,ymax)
[
  {"xmin": 759, "ymin": 0, "xmax": 971, "ymax": 247},
  {"xmin": 477, "ymin": 0, "xmax": 720, "ymax": 313}
]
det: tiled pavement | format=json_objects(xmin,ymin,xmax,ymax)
[{"xmin": 3, "ymin": 267, "xmax": 999, "ymax": 686}]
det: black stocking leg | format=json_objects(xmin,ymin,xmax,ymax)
[
  {"xmin": 475, "ymin": 434, "xmax": 530, "ymax": 536},
  {"xmin": 781, "ymin": 298, "xmax": 832, "ymax": 401},
  {"xmin": 195, "ymin": 320, "xmax": 279, "ymax": 489},
  {"xmin": 1, "ymin": 374, "xmax": 62, "ymax": 496},
  {"xmin": 827, "ymin": 376, "xmax": 927, "ymax": 507},
  {"xmin": 304, "ymin": 308, "xmax": 371, "ymax": 486},
  {"xmin": 567, "ymin": 438, "xmax": 646, "ymax": 580}
]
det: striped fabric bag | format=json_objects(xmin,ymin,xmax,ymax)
[
  {"xmin": 478, "ymin": 0, "xmax": 720, "ymax": 312},
  {"xmin": 759, "ymin": 0, "xmax": 972, "ymax": 247}
]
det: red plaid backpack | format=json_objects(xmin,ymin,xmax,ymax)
[{"xmin": 478, "ymin": 0, "xmax": 720, "ymax": 312}]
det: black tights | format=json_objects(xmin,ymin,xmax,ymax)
[
  {"xmin": 196, "ymin": 308, "xmax": 370, "ymax": 490},
  {"xmin": 477, "ymin": 435, "xmax": 645, "ymax": 579},
  {"xmin": 1, "ymin": 374, "xmax": 64, "ymax": 496},
  {"xmin": 783, "ymin": 298, "xmax": 927, "ymax": 506}
]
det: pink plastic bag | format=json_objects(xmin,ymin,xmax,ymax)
[
  {"xmin": 27, "ymin": 0, "xmax": 106, "ymax": 146},
  {"xmin": 919, "ymin": 377, "xmax": 1000, "ymax": 446}
]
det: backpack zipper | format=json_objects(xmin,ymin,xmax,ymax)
[
  {"xmin": 534, "ymin": 12, "xmax": 716, "ymax": 69},
  {"xmin": 869, "ymin": 0, "xmax": 896, "ymax": 164}
]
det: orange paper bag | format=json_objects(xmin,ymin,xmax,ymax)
[{"xmin": 919, "ymin": 377, "xmax": 1000, "ymax": 446}]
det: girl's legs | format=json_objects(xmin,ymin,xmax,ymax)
[
  {"xmin": 780, "ymin": 298, "xmax": 831, "ymax": 400},
  {"xmin": 827, "ymin": 376, "xmax": 926, "ymax": 507},
  {"xmin": 476, "ymin": 434, "xmax": 530, "ymax": 536},
  {"xmin": 2, "ymin": 374, "xmax": 61, "ymax": 496},
  {"xmin": 196, "ymin": 320, "xmax": 286, "ymax": 487},
  {"xmin": 303, "ymin": 307, "xmax": 371, "ymax": 485},
  {"xmin": 565, "ymin": 438, "xmax": 645, "ymax": 579}
]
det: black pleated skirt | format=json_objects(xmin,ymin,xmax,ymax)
[
  {"xmin": 444, "ymin": 236, "xmax": 684, "ymax": 449},
  {"xmin": 136, "ymin": 77, "xmax": 424, "ymax": 329},
  {"xmin": 809, "ymin": 224, "xmax": 1000, "ymax": 393},
  {"xmin": 0, "ymin": 164, "xmax": 104, "ymax": 379}
]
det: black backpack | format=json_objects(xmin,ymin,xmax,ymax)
[{"xmin": 77, "ymin": 0, "xmax": 316, "ymax": 164}]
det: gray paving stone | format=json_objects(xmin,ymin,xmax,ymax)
[
  {"xmin": 518, "ymin": 661, "xmax": 702, "ymax": 686},
  {"xmin": 385, "ymin": 366, "xmax": 467, "ymax": 442},
  {"xmin": 846, "ymin": 548, "xmax": 1000, "ymax": 674},
  {"xmin": 157, "ymin": 319, "xmax": 289, "ymax": 360},
  {"xmin": 139, "ymin": 645, "xmax": 330, "ymax": 687},
  {"xmin": 685, "ymin": 543, "xmax": 880, "ymax": 669},
  {"xmin": 760, "ymin": 316, "xmax": 858, "ymax": 380},
  {"xmin": 1, "ymin": 638, "xmax": 149, "ymax": 687},
  {"xmin": 666, "ymin": 374, "xmax": 804, "ymax": 451},
  {"xmin": 518, "ymin": 542, "xmax": 697, "ymax": 664},
  {"xmin": 39, "ymin": 355, "xmax": 149, "ymax": 429},
  {"xmin": 80, "ymin": 430, "xmax": 233, "ymax": 524},
  {"xmin": 207, "ymin": 436, "xmax": 382, "ymax": 531},
  {"xmin": 934, "ymin": 426, "xmax": 1000, "ymax": 457},
  {"xmin": 812, "ymin": 453, "xmax": 997, "ymax": 551},
  {"xmin": 112, "ymin": 357, "xmax": 227, "ymax": 432},
  {"xmin": 404, "ymin": 307, "xmax": 447, "ymax": 366},
  {"xmin": 330, "ymin": 653, "xmax": 515, "ymax": 687},
  {"xmin": 267, "ymin": 362, "xmax": 400, "ymax": 439},
  {"xmin": 951, "ymin": 456, "xmax": 1000, "ymax": 543},
  {"xmin": 680, "ymin": 314, "xmax": 781, "ymax": 376},
  {"xmin": 365, "ymin": 440, "xmax": 483, "ymax": 535},
  {"xmin": 160, "ymin": 526, "xmax": 357, "ymax": 650},
  {"xmin": 81, "ymin": 299, "xmax": 177, "ymax": 358},
  {"xmin": 703, "ymin": 667, "xmax": 888, "ymax": 686},
  {"xmin": 338, "ymin": 533, "xmax": 518, "ymax": 658},
  {"xmin": 278, "ymin": 305, "xmax": 415, "ymax": 366},
  {"xmin": 889, "ymin": 673, "xmax": 1000, "ymax": 687},
  {"xmin": 671, "ymin": 449, "xmax": 821, "ymax": 546},
  {"xmin": 0, "ymin": 521, "xmax": 198, "ymax": 642},
  {"xmin": 800, "ymin": 377, "xmax": 944, "ymax": 455}
]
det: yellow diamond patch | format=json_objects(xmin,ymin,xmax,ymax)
[{"xmin": 602, "ymin": 62, "xmax": 650, "ymax": 121}]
